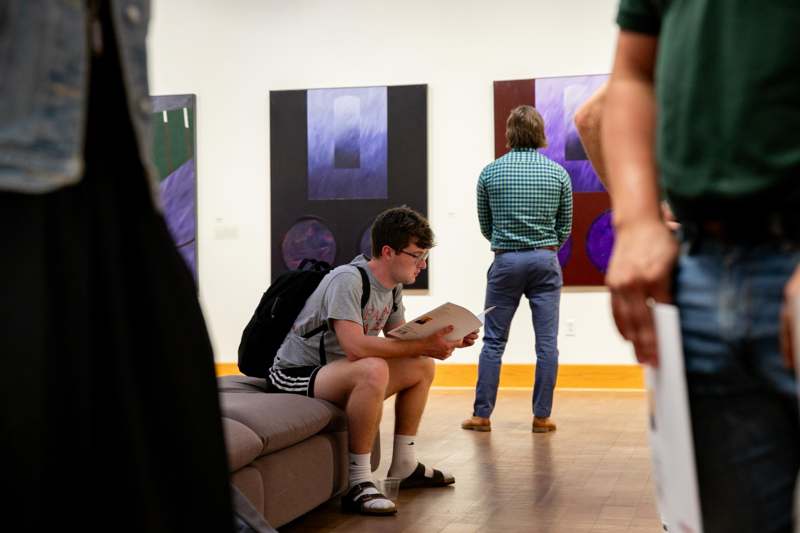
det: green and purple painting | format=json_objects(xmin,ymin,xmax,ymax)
[{"xmin": 150, "ymin": 94, "xmax": 197, "ymax": 281}]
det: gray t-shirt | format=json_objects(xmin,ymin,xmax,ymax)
[{"xmin": 273, "ymin": 255, "xmax": 405, "ymax": 369}]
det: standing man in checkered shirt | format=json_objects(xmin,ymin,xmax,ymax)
[{"xmin": 462, "ymin": 105, "xmax": 573, "ymax": 433}]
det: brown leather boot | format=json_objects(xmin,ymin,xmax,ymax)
[
  {"xmin": 461, "ymin": 415, "xmax": 491, "ymax": 432},
  {"xmin": 532, "ymin": 416, "xmax": 556, "ymax": 433}
]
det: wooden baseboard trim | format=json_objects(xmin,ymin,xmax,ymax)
[
  {"xmin": 215, "ymin": 362, "xmax": 643, "ymax": 390},
  {"xmin": 431, "ymin": 363, "xmax": 643, "ymax": 389}
]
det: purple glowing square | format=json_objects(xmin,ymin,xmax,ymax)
[
  {"xmin": 558, "ymin": 236, "xmax": 573, "ymax": 268},
  {"xmin": 282, "ymin": 218, "xmax": 337, "ymax": 270},
  {"xmin": 585, "ymin": 210, "xmax": 614, "ymax": 273},
  {"xmin": 159, "ymin": 158, "xmax": 197, "ymax": 280},
  {"xmin": 307, "ymin": 87, "xmax": 388, "ymax": 200},
  {"xmin": 535, "ymin": 74, "xmax": 608, "ymax": 192}
]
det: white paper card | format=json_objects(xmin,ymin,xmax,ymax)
[
  {"xmin": 646, "ymin": 303, "xmax": 703, "ymax": 533},
  {"xmin": 387, "ymin": 302, "xmax": 492, "ymax": 342}
]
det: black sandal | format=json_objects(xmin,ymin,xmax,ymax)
[
  {"xmin": 341, "ymin": 481, "xmax": 397, "ymax": 516},
  {"xmin": 399, "ymin": 463, "xmax": 455, "ymax": 489}
]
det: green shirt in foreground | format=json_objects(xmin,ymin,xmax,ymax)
[
  {"xmin": 617, "ymin": 0, "xmax": 800, "ymax": 219},
  {"xmin": 477, "ymin": 148, "xmax": 573, "ymax": 251}
]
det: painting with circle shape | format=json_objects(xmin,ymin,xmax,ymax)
[
  {"xmin": 281, "ymin": 217, "xmax": 337, "ymax": 270},
  {"xmin": 270, "ymin": 84, "xmax": 429, "ymax": 289},
  {"xmin": 586, "ymin": 210, "xmax": 614, "ymax": 273},
  {"xmin": 494, "ymin": 76, "xmax": 613, "ymax": 286},
  {"xmin": 150, "ymin": 94, "xmax": 197, "ymax": 282}
]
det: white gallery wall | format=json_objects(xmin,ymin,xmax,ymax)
[{"xmin": 148, "ymin": 0, "xmax": 635, "ymax": 366}]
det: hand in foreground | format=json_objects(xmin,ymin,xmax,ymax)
[
  {"xmin": 780, "ymin": 266, "xmax": 800, "ymax": 369},
  {"xmin": 421, "ymin": 326, "xmax": 461, "ymax": 360},
  {"xmin": 606, "ymin": 219, "xmax": 679, "ymax": 366},
  {"xmin": 456, "ymin": 330, "xmax": 479, "ymax": 348}
]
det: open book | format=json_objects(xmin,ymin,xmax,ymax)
[{"xmin": 387, "ymin": 303, "xmax": 495, "ymax": 342}]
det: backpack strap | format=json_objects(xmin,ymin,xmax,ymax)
[
  {"xmin": 308, "ymin": 266, "xmax": 372, "ymax": 366},
  {"xmin": 356, "ymin": 266, "xmax": 371, "ymax": 309}
]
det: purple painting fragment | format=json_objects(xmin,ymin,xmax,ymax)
[
  {"xmin": 307, "ymin": 87, "xmax": 388, "ymax": 200},
  {"xmin": 585, "ymin": 210, "xmax": 614, "ymax": 273},
  {"xmin": 360, "ymin": 227, "xmax": 372, "ymax": 258},
  {"xmin": 334, "ymin": 96, "xmax": 362, "ymax": 168},
  {"xmin": 535, "ymin": 74, "xmax": 608, "ymax": 192},
  {"xmin": 159, "ymin": 158, "xmax": 197, "ymax": 278},
  {"xmin": 282, "ymin": 218, "xmax": 337, "ymax": 269},
  {"xmin": 179, "ymin": 242, "xmax": 196, "ymax": 278}
]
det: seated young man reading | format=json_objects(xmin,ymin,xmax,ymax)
[{"xmin": 267, "ymin": 206, "xmax": 478, "ymax": 515}]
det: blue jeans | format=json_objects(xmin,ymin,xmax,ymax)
[
  {"xmin": 675, "ymin": 238, "xmax": 800, "ymax": 533},
  {"xmin": 473, "ymin": 249, "xmax": 562, "ymax": 419}
]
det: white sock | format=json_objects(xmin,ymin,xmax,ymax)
[
  {"xmin": 348, "ymin": 452, "xmax": 372, "ymax": 487},
  {"xmin": 387, "ymin": 434, "xmax": 418, "ymax": 479},
  {"xmin": 348, "ymin": 452, "xmax": 394, "ymax": 511}
]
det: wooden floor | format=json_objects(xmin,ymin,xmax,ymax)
[{"xmin": 281, "ymin": 389, "xmax": 663, "ymax": 533}]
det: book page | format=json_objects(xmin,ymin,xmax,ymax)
[
  {"xmin": 646, "ymin": 303, "xmax": 703, "ymax": 533},
  {"xmin": 387, "ymin": 302, "xmax": 491, "ymax": 341}
]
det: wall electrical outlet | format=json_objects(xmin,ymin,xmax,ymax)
[{"xmin": 565, "ymin": 319, "xmax": 576, "ymax": 336}]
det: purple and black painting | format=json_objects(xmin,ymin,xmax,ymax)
[{"xmin": 307, "ymin": 87, "xmax": 388, "ymax": 200}]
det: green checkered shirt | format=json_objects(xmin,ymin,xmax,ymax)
[{"xmin": 477, "ymin": 148, "xmax": 573, "ymax": 250}]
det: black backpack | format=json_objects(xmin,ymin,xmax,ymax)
[{"xmin": 238, "ymin": 259, "xmax": 390, "ymax": 378}]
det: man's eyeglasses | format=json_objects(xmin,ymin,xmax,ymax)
[{"xmin": 397, "ymin": 249, "xmax": 429, "ymax": 265}]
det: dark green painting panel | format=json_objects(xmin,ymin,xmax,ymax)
[{"xmin": 151, "ymin": 107, "xmax": 195, "ymax": 182}]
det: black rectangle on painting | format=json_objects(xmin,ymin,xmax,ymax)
[{"xmin": 270, "ymin": 84, "xmax": 429, "ymax": 289}]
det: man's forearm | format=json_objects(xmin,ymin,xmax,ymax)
[
  {"xmin": 344, "ymin": 334, "xmax": 427, "ymax": 361},
  {"xmin": 602, "ymin": 54, "xmax": 661, "ymax": 228},
  {"xmin": 575, "ymin": 82, "xmax": 610, "ymax": 191}
]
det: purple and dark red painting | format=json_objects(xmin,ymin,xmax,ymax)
[
  {"xmin": 150, "ymin": 94, "xmax": 197, "ymax": 282},
  {"xmin": 494, "ymin": 76, "xmax": 612, "ymax": 286}
]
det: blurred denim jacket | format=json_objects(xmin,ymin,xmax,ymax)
[{"xmin": 0, "ymin": 0, "xmax": 158, "ymax": 202}]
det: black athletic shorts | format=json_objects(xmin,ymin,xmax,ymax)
[{"xmin": 266, "ymin": 366, "xmax": 322, "ymax": 397}]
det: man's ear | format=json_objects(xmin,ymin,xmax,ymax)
[{"xmin": 379, "ymin": 244, "xmax": 395, "ymax": 259}]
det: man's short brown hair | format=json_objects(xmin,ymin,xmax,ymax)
[
  {"xmin": 505, "ymin": 105, "xmax": 547, "ymax": 149},
  {"xmin": 370, "ymin": 206, "xmax": 434, "ymax": 258}
]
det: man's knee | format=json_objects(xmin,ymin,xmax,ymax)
[
  {"xmin": 357, "ymin": 357, "xmax": 390, "ymax": 392},
  {"xmin": 420, "ymin": 356, "xmax": 435, "ymax": 383}
]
